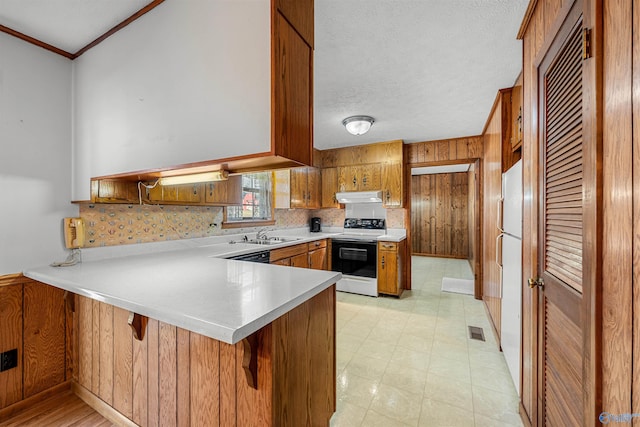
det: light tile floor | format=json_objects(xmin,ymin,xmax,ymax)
[{"xmin": 330, "ymin": 256, "xmax": 524, "ymax": 427}]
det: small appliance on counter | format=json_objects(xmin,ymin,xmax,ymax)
[{"xmin": 310, "ymin": 217, "xmax": 322, "ymax": 232}]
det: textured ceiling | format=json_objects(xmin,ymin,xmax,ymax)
[
  {"xmin": 0, "ymin": 0, "xmax": 528, "ymax": 150},
  {"xmin": 314, "ymin": 0, "xmax": 529, "ymax": 149}
]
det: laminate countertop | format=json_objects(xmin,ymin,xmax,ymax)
[
  {"xmin": 24, "ymin": 228, "xmax": 406, "ymax": 344},
  {"xmin": 24, "ymin": 241, "xmax": 341, "ymax": 345}
]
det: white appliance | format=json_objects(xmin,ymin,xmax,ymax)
[{"xmin": 499, "ymin": 160, "xmax": 522, "ymax": 396}]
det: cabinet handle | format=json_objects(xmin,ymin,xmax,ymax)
[
  {"xmin": 353, "ymin": 176, "xmax": 357, "ymax": 186},
  {"xmin": 193, "ymin": 184, "xmax": 198, "ymax": 195},
  {"xmin": 386, "ymin": 190, "xmax": 390, "ymax": 201},
  {"xmin": 381, "ymin": 256, "xmax": 385, "ymax": 269},
  {"xmin": 209, "ymin": 183, "xmax": 214, "ymax": 196},
  {"xmin": 362, "ymin": 176, "xmax": 368, "ymax": 185}
]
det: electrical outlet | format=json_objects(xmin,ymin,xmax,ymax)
[{"xmin": 0, "ymin": 349, "xmax": 18, "ymax": 372}]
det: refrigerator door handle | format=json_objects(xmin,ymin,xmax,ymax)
[
  {"xmin": 497, "ymin": 197, "xmax": 504, "ymax": 233},
  {"xmin": 496, "ymin": 233, "xmax": 504, "ymax": 269},
  {"xmin": 496, "ymin": 233, "xmax": 504, "ymax": 299}
]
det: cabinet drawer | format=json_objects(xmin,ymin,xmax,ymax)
[
  {"xmin": 378, "ymin": 241, "xmax": 397, "ymax": 251},
  {"xmin": 270, "ymin": 243, "xmax": 307, "ymax": 262},
  {"xmin": 307, "ymin": 239, "xmax": 327, "ymax": 251}
]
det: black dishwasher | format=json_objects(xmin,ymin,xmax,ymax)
[{"xmin": 227, "ymin": 250, "xmax": 270, "ymax": 263}]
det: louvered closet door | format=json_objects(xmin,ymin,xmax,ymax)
[{"xmin": 537, "ymin": 2, "xmax": 586, "ymax": 425}]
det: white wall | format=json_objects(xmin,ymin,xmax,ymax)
[
  {"xmin": 73, "ymin": 0, "xmax": 271, "ymax": 200},
  {"xmin": 0, "ymin": 33, "xmax": 77, "ymax": 275}
]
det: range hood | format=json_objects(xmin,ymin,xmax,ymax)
[{"xmin": 335, "ymin": 191, "xmax": 383, "ymax": 203}]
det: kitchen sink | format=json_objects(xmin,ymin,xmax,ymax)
[{"xmin": 244, "ymin": 237, "xmax": 302, "ymax": 245}]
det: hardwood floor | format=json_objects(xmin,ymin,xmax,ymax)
[{"xmin": 0, "ymin": 390, "xmax": 113, "ymax": 427}]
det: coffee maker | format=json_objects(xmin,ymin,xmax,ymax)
[{"xmin": 310, "ymin": 217, "xmax": 321, "ymax": 232}]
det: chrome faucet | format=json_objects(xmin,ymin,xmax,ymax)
[{"xmin": 256, "ymin": 227, "xmax": 270, "ymax": 240}]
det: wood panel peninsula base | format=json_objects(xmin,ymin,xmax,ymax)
[{"xmin": 71, "ymin": 285, "xmax": 336, "ymax": 427}]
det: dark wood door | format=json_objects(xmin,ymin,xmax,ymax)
[{"xmin": 536, "ymin": 0, "xmax": 598, "ymax": 424}]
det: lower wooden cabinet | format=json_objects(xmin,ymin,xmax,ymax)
[
  {"xmin": 0, "ymin": 279, "xmax": 69, "ymax": 411},
  {"xmin": 308, "ymin": 240, "xmax": 327, "ymax": 270},
  {"xmin": 377, "ymin": 240, "xmax": 405, "ymax": 296},
  {"xmin": 270, "ymin": 240, "xmax": 328, "ymax": 270}
]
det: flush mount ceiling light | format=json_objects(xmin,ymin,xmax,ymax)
[
  {"xmin": 342, "ymin": 115, "xmax": 375, "ymax": 136},
  {"xmin": 159, "ymin": 170, "xmax": 228, "ymax": 186}
]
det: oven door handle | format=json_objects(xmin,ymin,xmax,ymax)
[{"xmin": 338, "ymin": 247, "xmax": 369, "ymax": 262}]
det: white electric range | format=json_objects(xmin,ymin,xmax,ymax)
[{"xmin": 330, "ymin": 218, "xmax": 386, "ymax": 297}]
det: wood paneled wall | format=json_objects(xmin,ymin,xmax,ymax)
[
  {"xmin": 407, "ymin": 136, "xmax": 483, "ymax": 164},
  {"xmin": 0, "ymin": 277, "xmax": 70, "ymax": 414},
  {"xmin": 74, "ymin": 285, "xmax": 335, "ymax": 426},
  {"xmin": 411, "ymin": 173, "xmax": 469, "ymax": 258},
  {"xmin": 482, "ymin": 92, "xmax": 504, "ymax": 342},
  {"xmin": 406, "ymin": 135, "xmax": 483, "ymax": 297},
  {"xmin": 602, "ymin": 0, "xmax": 635, "ymax": 418}
]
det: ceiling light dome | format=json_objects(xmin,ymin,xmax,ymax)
[{"xmin": 342, "ymin": 116, "xmax": 374, "ymax": 135}]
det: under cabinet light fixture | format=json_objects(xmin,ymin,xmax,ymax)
[
  {"xmin": 159, "ymin": 170, "xmax": 229, "ymax": 186},
  {"xmin": 342, "ymin": 115, "xmax": 375, "ymax": 135}
]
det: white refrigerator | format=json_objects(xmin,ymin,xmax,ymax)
[{"xmin": 499, "ymin": 159, "xmax": 522, "ymax": 395}]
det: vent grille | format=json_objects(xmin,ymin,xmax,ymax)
[{"xmin": 468, "ymin": 326, "xmax": 485, "ymax": 341}]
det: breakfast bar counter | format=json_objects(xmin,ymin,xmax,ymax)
[{"xmin": 23, "ymin": 246, "xmax": 340, "ymax": 426}]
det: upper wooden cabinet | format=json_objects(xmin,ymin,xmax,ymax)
[
  {"xmin": 91, "ymin": 180, "xmax": 139, "ymax": 204},
  {"xmin": 290, "ymin": 167, "xmax": 320, "ymax": 209},
  {"xmin": 145, "ymin": 176, "xmax": 242, "ymax": 206},
  {"xmin": 273, "ymin": 12, "xmax": 313, "ymax": 166},
  {"xmin": 381, "ymin": 162, "xmax": 404, "ymax": 208},
  {"xmin": 148, "ymin": 183, "xmax": 204, "ymax": 204},
  {"xmin": 338, "ymin": 164, "xmax": 381, "ymax": 192},
  {"xmin": 275, "ymin": 0, "xmax": 314, "ymax": 47},
  {"xmin": 321, "ymin": 168, "xmax": 340, "ymax": 208},
  {"xmin": 511, "ymin": 73, "xmax": 523, "ymax": 152},
  {"xmin": 204, "ymin": 175, "xmax": 243, "ymax": 205},
  {"xmin": 319, "ymin": 140, "xmax": 405, "ymax": 208}
]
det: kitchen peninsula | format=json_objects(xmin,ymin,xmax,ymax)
[{"xmin": 23, "ymin": 242, "xmax": 340, "ymax": 426}]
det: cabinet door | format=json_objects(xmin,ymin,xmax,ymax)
[
  {"xmin": 321, "ymin": 168, "xmax": 340, "ymax": 208},
  {"xmin": 273, "ymin": 12, "xmax": 313, "ymax": 166},
  {"xmin": 290, "ymin": 167, "xmax": 308, "ymax": 208},
  {"xmin": 271, "ymin": 258, "xmax": 291, "ymax": 266},
  {"xmin": 308, "ymin": 241, "xmax": 328, "ymax": 270},
  {"xmin": 378, "ymin": 243, "xmax": 399, "ymax": 296},
  {"xmin": 306, "ymin": 167, "xmax": 321, "ymax": 208},
  {"xmin": 148, "ymin": 183, "xmax": 203, "ymax": 204},
  {"xmin": 0, "ymin": 284, "xmax": 23, "ymax": 409},
  {"xmin": 381, "ymin": 162, "xmax": 403, "ymax": 208},
  {"xmin": 511, "ymin": 84, "xmax": 523, "ymax": 150},
  {"xmin": 204, "ymin": 176, "xmax": 242, "ymax": 205},
  {"xmin": 359, "ymin": 164, "xmax": 381, "ymax": 190},
  {"xmin": 92, "ymin": 180, "xmax": 139, "ymax": 204},
  {"xmin": 338, "ymin": 166, "xmax": 359, "ymax": 192},
  {"xmin": 290, "ymin": 253, "xmax": 308, "ymax": 268}
]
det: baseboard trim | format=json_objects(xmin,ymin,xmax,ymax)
[
  {"xmin": 72, "ymin": 382, "xmax": 138, "ymax": 427},
  {"xmin": 519, "ymin": 401, "xmax": 533, "ymax": 427},
  {"xmin": 0, "ymin": 381, "xmax": 71, "ymax": 422}
]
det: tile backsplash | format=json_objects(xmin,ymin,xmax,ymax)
[
  {"xmin": 79, "ymin": 204, "xmax": 406, "ymax": 248},
  {"xmin": 80, "ymin": 204, "xmax": 311, "ymax": 248}
]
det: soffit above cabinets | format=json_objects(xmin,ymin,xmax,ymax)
[{"xmin": 0, "ymin": 0, "xmax": 529, "ymax": 151}]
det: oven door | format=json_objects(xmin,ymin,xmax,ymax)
[{"xmin": 331, "ymin": 239, "xmax": 377, "ymax": 278}]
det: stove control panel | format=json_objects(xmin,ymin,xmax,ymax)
[{"xmin": 343, "ymin": 218, "xmax": 386, "ymax": 230}]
